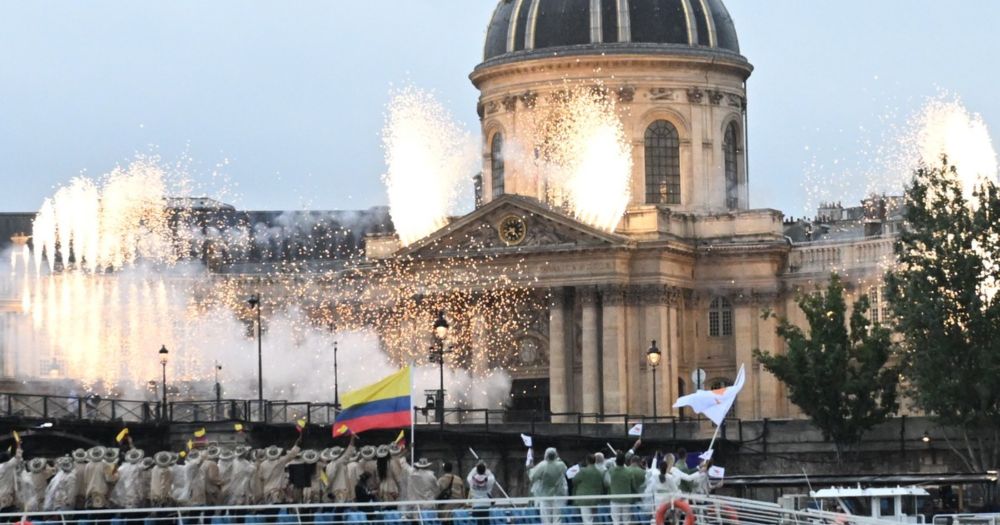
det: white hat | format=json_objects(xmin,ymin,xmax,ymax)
[
  {"xmin": 376, "ymin": 445, "xmax": 389, "ymax": 458},
  {"xmin": 264, "ymin": 446, "xmax": 282, "ymax": 461},
  {"xmin": 319, "ymin": 448, "xmax": 334, "ymax": 462},
  {"xmin": 154, "ymin": 451, "xmax": 173, "ymax": 467},
  {"xmin": 56, "ymin": 457, "xmax": 74, "ymax": 473},
  {"xmin": 186, "ymin": 449, "xmax": 202, "ymax": 462},
  {"xmin": 389, "ymin": 443, "xmax": 405, "ymax": 456},
  {"xmin": 301, "ymin": 449, "xmax": 319, "ymax": 464},
  {"xmin": 104, "ymin": 448, "xmax": 120, "ymax": 463},
  {"xmin": 219, "ymin": 450, "xmax": 236, "ymax": 462},
  {"xmin": 72, "ymin": 449, "xmax": 88, "ymax": 463},
  {"xmin": 27, "ymin": 458, "xmax": 46, "ymax": 473},
  {"xmin": 360, "ymin": 445, "xmax": 376, "ymax": 460},
  {"xmin": 205, "ymin": 446, "xmax": 221, "ymax": 461},
  {"xmin": 87, "ymin": 446, "xmax": 106, "ymax": 462},
  {"xmin": 413, "ymin": 457, "xmax": 433, "ymax": 469},
  {"xmin": 141, "ymin": 457, "xmax": 155, "ymax": 470},
  {"xmin": 125, "ymin": 449, "xmax": 145, "ymax": 464}
]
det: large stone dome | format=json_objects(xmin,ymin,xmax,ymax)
[{"xmin": 483, "ymin": 0, "xmax": 741, "ymax": 63}]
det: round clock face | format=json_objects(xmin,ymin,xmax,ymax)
[{"xmin": 498, "ymin": 215, "xmax": 527, "ymax": 245}]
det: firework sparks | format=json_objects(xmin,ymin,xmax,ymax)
[{"xmin": 381, "ymin": 86, "xmax": 478, "ymax": 246}]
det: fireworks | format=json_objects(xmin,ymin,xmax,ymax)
[
  {"xmin": 381, "ymin": 86, "xmax": 478, "ymax": 246},
  {"xmin": 7, "ymin": 145, "xmax": 543, "ymax": 408},
  {"xmin": 506, "ymin": 87, "xmax": 632, "ymax": 232}
]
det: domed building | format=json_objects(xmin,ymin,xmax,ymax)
[
  {"xmin": 395, "ymin": 0, "xmax": 898, "ymax": 421},
  {"xmin": 473, "ymin": 0, "xmax": 750, "ymax": 213}
]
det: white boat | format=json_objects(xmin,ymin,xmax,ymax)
[{"xmin": 779, "ymin": 486, "xmax": 931, "ymax": 523}]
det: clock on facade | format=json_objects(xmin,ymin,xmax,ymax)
[{"xmin": 498, "ymin": 215, "xmax": 527, "ymax": 245}]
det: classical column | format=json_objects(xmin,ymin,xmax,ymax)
[
  {"xmin": 732, "ymin": 292, "xmax": 759, "ymax": 420},
  {"xmin": 601, "ymin": 285, "xmax": 628, "ymax": 416},
  {"xmin": 580, "ymin": 287, "xmax": 601, "ymax": 415},
  {"xmin": 548, "ymin": 288, "xmax": 569, "ymax": 422}
]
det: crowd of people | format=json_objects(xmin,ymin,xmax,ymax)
[
  {"xmin": 0, "ymin": 435, "xmax": 720, "ymax": 525},
  {"xmin": 528, "ymin": 439, "xmax": 722, "ymax": 525}
]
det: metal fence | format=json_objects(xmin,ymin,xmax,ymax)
[
  {"xmin": 0, "ymin": 494, "xmax": 906, "ymax": 525},
  {"xmin": 0, "ymin": 392, "xmax": 738, "ymax": 437}
]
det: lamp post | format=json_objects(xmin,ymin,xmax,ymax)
[
  {"xmin": 158, "ymin": 345, "xmax": 169, "ymax": 420},
  {"xmin": 646, "ymin": 340, "xmax": 661, "ymax": 419},
  {"xmin": 248, "ymin": 294, "xmax": 263, "ymax": 420},
  {"xmin": 333, "ymin": 341, "xmax": 340, "ymax": 413},
  {"xmin": 428, "ymin": 311, "xmax": 450, "ymax": 424}
]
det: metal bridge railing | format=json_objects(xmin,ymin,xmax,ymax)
[{"xmin": 0, "ymin": 494, "xmax": 906, "ymax": 525}]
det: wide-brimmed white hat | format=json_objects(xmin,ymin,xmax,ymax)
[
  {"xmin": 56, "ymin": 457, "xmax": 73, "ymax": 473},
  {"xmin": 104, "ymin": 448, "xmax": 120, "ymax": 463},
  {"xmin": 319, "ymin": 448, "xmax": 333, "ymax": 462},
  {"xmin": 360, "ymin": 445, "xmax": 376, "ymax": 460},
  {"xmin": 376, "ymin": 445, "xmax": 389, "ymax": 458},
  {"xmin": 27, "ymin": 458, "xmax": 46, "ymax": 473},
  {"xmin": 349, "ymin": 450, "xmax": 361, "ymax": 462},
  {"xmin": 219, "ymin": 449, "xmax": 236, "ymax": 462},
  {"xmin": 72, "ymin": 449, "xmax": 88, "ymax": 463},
  {"xmin": 87, "ymin": 446, "xmax": 106, "ymax": 462},
  {"xmin": 301, "ymin": 449, "xmax": 319, "ymax": 464},
  {"xmin": 154, "ymin": 451, "xmax": 172, "ymax": 467},
  {"xmin": 186, "ymin": 449, "xmax": 202, "ymax": 462},
  {"xmin": 389, "ymin": 443, "xmax": 404, "ymax": 456},
  {"xmin": 205, "ymin": 446, "xmax": 221, "ymax": 461},
  {"xmin": 125, "ymin": 449, "xmax": 145, "ymax": 464},
  {"xmin": 141, "ymin": 457, "xmax": 155, "ymax": 470},
  {"xmin": 264, "ymin": 446, "xmax": 282, "ymax": 461},
  {"xmin": 413, "ymin": 457, "xmax": 433, "ymax": 469}
]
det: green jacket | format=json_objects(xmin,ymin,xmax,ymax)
[
  {"xmin": 627, "ymin": 465, "xmax": 647, "ymax": 494},
  {"xmin": 571, "ymin": 465, "xmax": 606, "ymax": 506},
  {"xmin": 607, "ymin": 464, "xmax": 638, "ymax": 500}
]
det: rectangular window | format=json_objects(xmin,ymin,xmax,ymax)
[
  {"xmin": 709, "ymin": 310, "xmax": 720, "ymax": 337},
  {"xmin": 721, "ymin": 309, "xmax": 733, "ymax": 336}
]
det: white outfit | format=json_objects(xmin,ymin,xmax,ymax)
[
  {"xmin": 466, "ymin": 468, "xmax": 495, "ymax": 507},
  {"xmin": 109, "ymin": 462, "xmax": 144, "ymax": 509},
  {"xmin": 0, "ymin": 453, "xmax": 22, "ymax": 509},
  {"xmin": 223, "ymin": 457, "xmax": 255, "ymax": 506},
  {"xmin": 43, "ymin": 469, "xmax": 77, "ymax": 511}
]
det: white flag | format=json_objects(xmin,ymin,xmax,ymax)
[
  {"xmin": 566, "ymin": 465, "xmax": 581, "ymax": 479},
  {"xmin": 628, "ymin": 423, "xmax": 643, "ymax": 437},
  {"xmin": 708, "ymin": 466, "xmax": 725, "ymax": 478},
  {"xmin": 525, "ymin": 448, "xmax": 533, "ymax": 467},
  {"xmin": 698, "ymin": 449, "xmax": 714, "ymax": 462},
  {"xmin": 673, "ymin": 364, "xmax": 746, "ymax": 425}
]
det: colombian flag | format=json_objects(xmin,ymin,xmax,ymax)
[{"xmin": 333, "ymin": 367, "xmax": 411, "ymax": 437}]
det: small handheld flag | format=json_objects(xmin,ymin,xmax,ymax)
[
  {"xmin": 11, "ymin": 431, "xmax": 20, "ymax": 445},
  {"xmin": 193, "ymin": 428, "xmax": 207, "ymax": 439},
  {"xmin": 520, "ymin": 434, "xmax": 532, "ymax": 448},
  {"xmin": 187, "ymin": 439, "xmax": 194, "ymax": 451},
  {"xmin": 393, "ymin": 430, "xmax": 406, "ymax": 446},
  {"xmin": 320, "ymin": 469, "xmax": 329, "ymax": 487},
  {"xmin": 296, "ymin": 419, "xmax": 307, "ymax": 433},
  {"xmin": 179, "ymin": 450, "xmax": 187, "ymax": 459},
  {"xmin": 708, "ymin": 466, "xmax": 726, "ymax": 478},
  {"xmin": 333, "ymin": 424, "xmax": 350, "ymax": 438},
  {"xmin": 234, "ymin": 423, "xmax": 245, "ymax": 433},
  {"xmin": 628, "ymin": 423, "xmax": 643, "ymax": 437},
  {"xmin": 115, "ymin": 428, "xmax": 130, "ymax": 443}
]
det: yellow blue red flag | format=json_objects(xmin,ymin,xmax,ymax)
[{"xmin": 333, "ymin": 367, "xmax": 411, "ymax": 437}]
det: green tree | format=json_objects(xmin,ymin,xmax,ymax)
[
  {"xmin": 885, "ymin": 157, "xmax": 1000, "ymax": 472},
  {"xmin": 754, "ymin": 274, "xmax": 899, "ymax": 459}
]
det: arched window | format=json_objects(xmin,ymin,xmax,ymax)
[
  {"xmin": 724, "ymin": 122, "xmax": 739, "ymax": 209},
  {"xmin": 644, "ymin": 120, "xmax": 681, "ymax": 205},
  {"xmin": 491, "ymin": 133, "xmax": 505, "ymax": 198},
  {"xmin": 708, "ymin": 297, "xmax": 733, "ymax": 337}
]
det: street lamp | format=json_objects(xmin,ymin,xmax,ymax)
[
  {"xmin": 333, "ymin": 341, "xmax": 340, "ymax": 412},
  {"xmin": 248, "ymin": 294, "xmax": 263, "ymax": 420},
  {"xmin": 158, "ymin": 345, "xmax": 169, "ymax": 420},
  {"xmin": 428, "ymin": 311, "xmax": 450, "ymax": 424},
  {"xmin": 647, "ymin": 340, "xmax": 661, "ymax": 419}
]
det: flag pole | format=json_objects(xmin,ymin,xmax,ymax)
[
  {"xmin": 409, "ymin": 363, "xmax": 415, "ymax": 465},
  {"xmin": 705, "ymin": 422, "xmax": 722, "ymax": 455}
]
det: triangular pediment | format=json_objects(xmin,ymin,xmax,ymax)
[{"xmin": 398, "ymin": 195, "xmax": 630, "ymax": 258}]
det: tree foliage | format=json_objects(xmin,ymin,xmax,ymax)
[
  {"xmin": 754, "ymin": 274, "xmax": 899, "ymax": 457},
  {"xmin": 885, "ymin": 157, "xmax": 1000, "ymax": 472}
]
